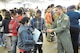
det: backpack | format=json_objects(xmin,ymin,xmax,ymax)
[{"xmin": 8, "ymin": 19, "xmax": 19, "ymax": 34}]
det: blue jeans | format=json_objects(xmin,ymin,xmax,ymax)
[
  {"xmin": 0, "ymin": 33, "xmax": 4, "ymax": 45},
  {"xmin": 11, "ymin": 36, "xmax": 18, "ymax": 53},
  {"xmin": 79, "ymin": 33, "xmax": 80, "ymax": 46}
]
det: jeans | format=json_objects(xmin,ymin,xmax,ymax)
[
  {"xmin": 78, "ymin": 33, "xmax": 80, "ymax": 46},
  {"xmin": 0, "ymin": 33, "xmax": 4, "ymax": 45},
  {"xmin": 70, "ymin": 27, "xmax": 79, "ymax": 53},
  {"xmin": 4, "ymin": 34, "xmax": 12, "ymax": 51},
  {"xmin": 34, "ymin": 44, "xmax": 43, "ymax": 53},
  {"xmin": 11, "ymin": 36, "xmax": 18, "ymax": 53}
]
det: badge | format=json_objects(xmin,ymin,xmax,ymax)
[
  {"xmin": 64, "ymin": 17, "xmax": 68, "ymax": 21},
  {"xmin": 63, "ymin": 25, "xmax": 66, "ymax": 28}
]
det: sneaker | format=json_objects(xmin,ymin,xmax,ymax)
[
  {"xmin": 8, "ymin": 51, "xmax": 11, "ymax": 53},
  {"xmin": 2, "ymin": 44, "xmax": 5, "ymax": 46},
  {"xmin": 0, "ymin": 44, "xmax": 3, "ymax": 47},
  {"xmin": 1, "ymin": 42, "xmax": 5, "ymax": 47}
]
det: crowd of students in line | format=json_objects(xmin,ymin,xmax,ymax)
[{"xmin": 0, "ymin": 2, "xmax": 80, "ymax": 53}]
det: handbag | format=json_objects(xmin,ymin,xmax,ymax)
[{"xmin": 46, "ymin": 32, "xmax": 56, "ymax": 42}]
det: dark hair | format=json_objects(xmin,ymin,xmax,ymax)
[
  {"xmin": 47, "ymin": 5, "xmax": 51, "ymax": 9},
  {"xmin": 56, "ymin": 5, "xmax": 63, "ymax": 9},
  {"xmin": 67, "ymin": 5, "xmax": 76, "ymax": 11},
  {"xmin": 17, "ymin": 9, "xmax": 22, "ymax": 15},
  {"xmin": 50, "ymin": 4, "xmax": 54, "ymax": 8},
  {"xmin": 14, "ymin": 8, "xmax": 17, "ymax": 9},
  {"xmin": 0, "ymin": 15, "xmax": 2, "ymax": 21},
  {"xmin": 68, "ymin": 5, "xmax": 76, "ymax": 9},
  {"xmin": 5, "ymin": 11, "xmax": 11, "ymax": 19},
  {"xmin": 21, "ymin": 17, "xmax": 29, "ymax": 25},
  {"xmin": 36, "ymin": 10, "xmax": 41, "ymax": 14},
  {"xmin": 10, "ymin": 10, "xmax": 16, "ymax": 15},
  {"xmin": 1, "ymin": 9, "xmax": 7, "ymax": 12}
]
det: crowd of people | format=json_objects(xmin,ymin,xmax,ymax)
[{"xmin": 0, "ymin": 2, "xmax": 80, "ymax": 53}]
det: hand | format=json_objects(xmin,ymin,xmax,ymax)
[
  {"xmin": 47, "ymin": 29, "xmax": 54, "ymax": 33},
  {"xmin": 32, "ymin": 32, "xmax": 34, "ymax": 35},
  {"xmin": 41, "ymin": 30, "xmax": 46, "ymax": 33}
]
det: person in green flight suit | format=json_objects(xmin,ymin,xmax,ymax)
[{"xmin": 47, "ymin": 5, "xmax": 74, "ymax": 53}]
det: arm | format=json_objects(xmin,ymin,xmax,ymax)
[
  {"xmin": 42, "ymin": 19, "xmax": 47, "ymax": 31},
  {"xmin": 29, "ymin": 19, "xmax": 35, "ymax": 32},
  {"xmin": 47, "ymin": 16, "xmax": 70, "ymax": 33},
  {"xmin": 21, "ymin": 30, "xmax": 35, "ymax": 44},
  {"xmin": 45, "ymin": 13, "xmax": 52, "ymax": 24},
  {"xmin": 54, "ymin": 17, "xmax": 70, "ymax": 33},
  {"xmin": 52, "ymin": 18, "xmax": 57, "ymax": 29},
  {"xmin": 1, "ymin": 20, "xmax": 5, "ymax": 27},
  {"xmin": 79, "ymin": 13, "xmax": 80, "ymax": 19},
  {"xmin": 47, "ymin": 18, "xmax": 57, "ymax": 33}
]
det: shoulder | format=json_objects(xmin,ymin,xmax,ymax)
[
  {"xmin": 41, "ymin": 18, "xmax": 45, "ymax": 23},
  {"xmin": 41, "ymin": 18, "xmax": 45, "ymax": 20},
  {"xmin": 63, "ymin": 14, "xmax": 69, "ymax": 17},
  {"xmin": 75, "ymin": 11, "xmax": 80, "ymax": 15},
  {"xmin": 2, "ymin": 19, "xmax": 5, "ymax": 22},
  {"xmin": 30, "ymin": 18, "xmax": 35, "ymax": 21},
  {"xmin": 18, "ymin": 25, "xmax": 25, "ymax": 34},
  {"xmin": 63, "ymin": 14, "xmax": 69, "ymax": 21}
]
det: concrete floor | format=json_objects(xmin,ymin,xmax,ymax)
[{"xmin": 0, "ymin": 34, "xmax": 80, "ymax": 53}]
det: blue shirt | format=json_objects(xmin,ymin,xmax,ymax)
[{"xmin": 67, "ymin": 10, "xmax": 80, "ymax": 28}]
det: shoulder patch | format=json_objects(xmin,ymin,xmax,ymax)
[
  {"xmin": 64, "ymin": 17, "xmax": 68, "ymax": 21},
  {"xmin": 63, "ymin": 25, "xmax": 66, "ymax": 28}
]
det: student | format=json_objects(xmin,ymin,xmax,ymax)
[
  {"xmin": 67, "ymin": 5, "xmax": 80, "ymax": 53},
  {"xmin": 9, "ymin": 10, "xmax": 19, "ymax": 53},
  {"xmin": 30, "ymin": 10, "xmax": 46, "ymax": 53},
  {"xmin": 18, "ymin": 17, "xmax": 35, "ymax": 53},
  {"xmin": 17, "ymin": 9, "xmax": 23, "ymax": 22},
  {"xmin": 47, "ymin": 5, "xmax": 74, "ymax": 53},
  {"xmin": 45, "ymin": 8, "xmax": 53, "ymax": 42},
  {"xmin": 0, "ymin": 15, "xmax": 4, "ymax": 47},
  {"xmin": 2, "ymin": 11, "xmax": 11, "ymax": 53}
]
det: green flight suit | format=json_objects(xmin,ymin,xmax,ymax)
[{"xmin": 52, "ymin": 13, "xmax": 74, "ymax": 53}]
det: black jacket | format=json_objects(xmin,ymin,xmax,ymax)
[{"xmin": 2, "ymin": 18, "xmax": 11, "ymax": 33}]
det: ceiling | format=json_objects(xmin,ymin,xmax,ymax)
[
  {"xmin": 0, "ymin": 0, "xmax": 54, "ymax": 3},
  {"xmin": 0, "ymin": 0, "xmax": 79, "ymax": 9}
]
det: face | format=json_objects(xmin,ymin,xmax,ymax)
[
  {"xmin": 47, "ymin": 8, "xmax": 52, "ymax": 12},
  {"xmin": 36, "ymin": 13, "xmax": 41, "ymax": 18},
  {"xmin": 78, "ymin": 3, "xmax": 80, "ymax": 7},
  {"xmin": 1, "ymin": 11, "xmax": 5, "ymax": 16},
  {"xmin": 16, "ymin": 13, "xmax": 20, "ymax": 17},
  {"xmin": 25, "ymin": 22, "xmax": 28, "ymax": 26},
  {"xmin": 54, "ymin": 7, "xmax": 61, "ymax": 15}
]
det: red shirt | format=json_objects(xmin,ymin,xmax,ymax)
[
  {"xmin": 18, "ymin": 15, "xmax": 23, "ymax": 22},
  {"xmin": 45, "ymin": 12, "xmax": 52, "ymax": 25},
  {"xmin": 9, "ymin": 18, "xmax": 19, "ymax": 36},
  {"xmin": 19, "ymin": 49, "xmax": 26, "ymax": 52}
]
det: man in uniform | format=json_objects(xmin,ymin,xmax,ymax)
[{"xmin": 47, "ymin": 5, "xmax": 74, "ymax": 53}]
